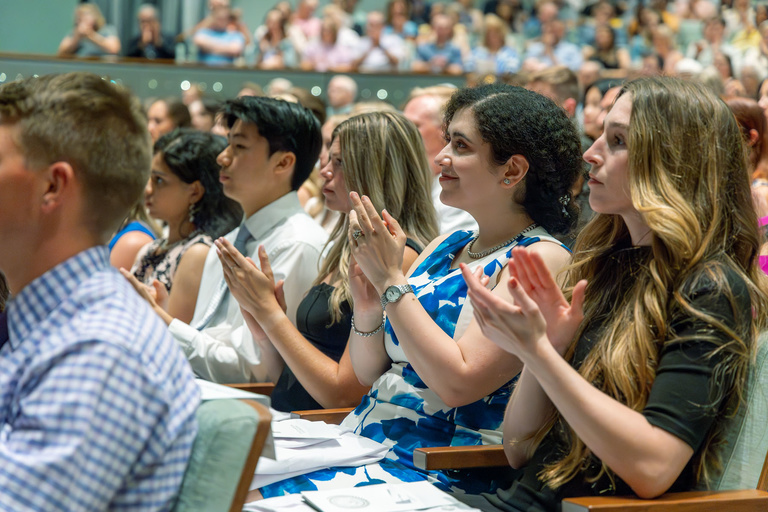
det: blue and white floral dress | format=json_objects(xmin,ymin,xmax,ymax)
[{"xmin": 261, "ymin": 228, "xmax": 567, "ymax": 498}]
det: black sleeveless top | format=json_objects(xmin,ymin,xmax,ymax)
[{"xmin": 270, "ymin": 238, "xmax": 425, "ymax": 412}]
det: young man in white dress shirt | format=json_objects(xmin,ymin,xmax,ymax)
[{"xmin": 135, "ymin": 96, "xmax": 328, "ymax": 383}]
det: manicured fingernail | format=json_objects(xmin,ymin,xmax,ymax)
[{"xmin": 510, "ymin": 278, "xmax": 518, "ymax": 288}]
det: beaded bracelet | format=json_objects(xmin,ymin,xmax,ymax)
[{"xmin": 351, "ymin": 312, "xmax": 386, "ymax": 337}]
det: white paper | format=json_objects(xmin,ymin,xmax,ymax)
[
  {"xmin": 271, "ymin": 418, "xmax": 350, "ymax": 441},
  {"xmin": 251, "ymin": 429, "xmax": 389, "ymax": 488},
  {"xmin": 243, "ymin": 483, "xmax": 484, "ymax": 512},
  {"xmin": 196, "ymin": 378, "xmax": 271, "ymax": 406}
]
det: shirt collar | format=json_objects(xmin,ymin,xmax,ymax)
[
  {"xmin": 241, "ymin": 191, "xmax": 303, "ymax": 240},
  {"xmin": 7, "ymin": 246, "xmax": 110, "ymax": 350}
]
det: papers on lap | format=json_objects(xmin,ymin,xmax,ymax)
[
  {"xmin": 252, "ymin": 419, "xmax": 389, "ymax": 489},
  {"xmin": 244, "ymin": 482, "xmax": 482, "ymax": 512}
]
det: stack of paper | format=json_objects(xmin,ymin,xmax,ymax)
[
  {"xmin": 195, "ymin": 378, "xmax": 270, "ymax": 407},
  {"xmin": 251, "ymin": 419, "xmax": 389, "ymax": 489},
  {"xmin": 243, "ymin": 482, "xmax": 483, "ymax": 512}
]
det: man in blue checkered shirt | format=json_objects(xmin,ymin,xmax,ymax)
[{"xmin": 0, "ymin": 72, "xmax": 200, "ymax": 510}]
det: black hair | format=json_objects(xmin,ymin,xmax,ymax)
[
  {"xmin": 155, "ymin": 97, "xmax": 191, "ymax": 129},
  {"xmin": 154, "ymin": 128, "xmax": 242, "ymax": 238},
  {"xmin": 0, "ymin": 271, "xmax": 7, "ymax": 313},
  {"xmin": 221, "ymin": 96, "xmax": 322, "ymax": 190},
  {"xmin": 443, "ymin": 83, "xmax": 582, "ymax": 235}
]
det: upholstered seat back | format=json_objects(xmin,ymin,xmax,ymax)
[
  {"xmin": 706, "ymin": 332, "xmax": 768, "ymax": 491},
  {"xmin": 172, "ymin": 399, "xmax": 268, "ymax": 512}
]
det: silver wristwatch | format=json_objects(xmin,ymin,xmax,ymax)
[{"xmin": 380, "ymin": 284, "xmax": 413, "ymax": 311}]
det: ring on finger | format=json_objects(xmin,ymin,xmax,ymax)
[{"xmin": 352, "ymin": 229, "xmax": 363, "ymax": 241}]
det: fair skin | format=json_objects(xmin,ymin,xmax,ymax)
[
  {"xmin": 412, "ymin": 15, "xmax": 463, "ymax": 75},
  {"xmin": 109, "ymin": 225, "xmax": 154, "ymax": 271},
  {"xmin": 345, "ymin": 108, "xmax": 570, "ymax": 407},
  {"xmin": 137, "ymin": 7, "xmax": 163, "ymax": 48},
  {"xmin": 352, "ymin": 12, "xmax": 398, "ymax": 70},
  {"xmin": 403, "ymin": 95, "xmax": 446, "ymax": 176},
  {"xmin": 58, "ymin": 9, "xmax": 121, "ymax": 56},
  {"xmin": 123, "ymin": 119, "xmax": 295, "ymax": 326},
  {"xmin": 464, "ymin": 93, "xmax": 693, "ymax": 499},
  {"xmin": 189, "ymin": 100, "xmax": 215, "ymax": 132},
  {"xmin": 214, "ymin": 135, "xmax": 419, "ymax": 407},
  {"xmin": 147, "ymin": 101, "xmax": 176, "ymax": 144},
  {"xmin": 193, "ymin": 8, "xmax": 245, "ymax": 58},
  {"xmin": 0, "ymin": 124, "xmax": 99, "ymax": 295}
]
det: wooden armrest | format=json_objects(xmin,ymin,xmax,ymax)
[
  {"xmin": 561, "ymin": 489, "xmax": 768, "ymax": 512},
  {"xmin": 225, "ymin": 382, "xmax": 275, "ymax": 396},
  {"xmin": 413, "ymin": 445, "xmax": 508, "ymax": 470},
  {"xmin": 291, "ymin": 408, "xmax": 355, "ymax": 424}
]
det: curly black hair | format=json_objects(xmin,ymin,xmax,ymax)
[
  {"xmin": 443, "ymin": 83, "xmax": 582, "ymax": 235},
  {"xmin": 154, "ymin": 129, "xmax": 243, "ymax": 239}
]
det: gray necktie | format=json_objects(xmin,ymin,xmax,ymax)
[{"xmin": 193, "ymin": 225, "xmax": 253, "ymax": 330}]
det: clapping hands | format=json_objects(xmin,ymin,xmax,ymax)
[{"xmin": 462, "ymin": 246, "xmax": 587, "ymax": 360}]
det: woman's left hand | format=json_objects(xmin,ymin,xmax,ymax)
[
  {"xmin": 216, "ymin": 239, "xmax": 283, "ymax": 320},
  {"xmin": 461, "ymin": 263, "xmax": 549, "ymax": 359},
  {"xmin": 348, "ymin": 192, "xmax": 406, "ymax": 294}
]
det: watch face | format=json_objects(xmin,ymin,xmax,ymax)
[{"xmin": 386, "ymin": 287, "xmax": 399, "ymax": 301}]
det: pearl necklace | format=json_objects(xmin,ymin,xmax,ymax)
[{"xmin": 466, "ymin": 223, "xmax": 539, "ymax": 259}]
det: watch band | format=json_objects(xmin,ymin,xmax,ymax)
[{"xmin": 380, "ymin": 284, "xmax": 414, "ymax": 311}]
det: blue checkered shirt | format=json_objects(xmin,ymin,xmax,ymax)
[{"xmin": 1, "ymin": 246, "xmax": 200, "ymax": 511}]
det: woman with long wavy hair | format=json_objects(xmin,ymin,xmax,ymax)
[
  {"xmin": 465, "ymin": 76, "xmax": 768, "ymax": 510},
  {"xmin": 216, "ymin": 111, "xmax": 438, "ymax": 412}
]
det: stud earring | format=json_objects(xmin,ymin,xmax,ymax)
[{"xmin": 503, "ymin": 178, "xmax": 511, "ymax": 185}]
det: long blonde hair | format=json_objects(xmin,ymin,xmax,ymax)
[
  {"xmin": 541, "ymin": 77, "xmax": 768, "ymax": 489},
  {"xmin": 316, "ymin": 111, "xmax": 439, "ymax": 322}
]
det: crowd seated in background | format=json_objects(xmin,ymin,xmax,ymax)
[{"xmin": 48, "ymin": 0, "xmax": 768, "ymax": 103}]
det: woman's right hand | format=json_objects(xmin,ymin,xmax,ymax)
[{"xmin": 507, "ymin": 246, "xmax": 587, "ymax": 355}]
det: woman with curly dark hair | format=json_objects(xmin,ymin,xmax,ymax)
[
  {"xmin": 259, "ymin": 84, "xmax": 583, "ymax": 498},
  {"xmin": 126, "ymin": 129, "xmax": 242, "ymax": 323}
]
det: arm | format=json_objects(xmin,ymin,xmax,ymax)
[
  {"xmin": 82, "ymin": 29, "xmax": 121, "ymax": 55},
  {"xmin": 58, "ymin": 33, "xmax": 80, "ymax": 56},
  {"xmin": 218, "ymin": 240, "xmax": 418, "ymax": 407},
  {"xmin": 348, "ymin": 193, "xmax": 567, "ymax": 407},
  {"xmin": 166, "ymin": 243, "xmax": 210, "ymax": 324},
  {"xmin": 470, "ymin": 249, "xmax": 735, "ymax": 498},
  {"xmin": 110, "ymin": 232, "xmax": 154, "ymax": 271},
  {"xmin": 193, "ymin": 31, "xmax": 245, "ymax": 57},
  {"xmin": 464, "ymin": 246, "xmax": 586, "ymax": 467},
  {"xmin": 617, "ymin": 47, "xmax": 631, "ymax": 70}
]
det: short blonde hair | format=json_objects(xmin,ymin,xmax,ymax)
[{"xmin": 75, "ymin": 3, "xmax": 106, "ymax": 30}]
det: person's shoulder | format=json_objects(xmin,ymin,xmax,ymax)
[
  {"xmin": 70, "ymin": 269, "xmax": 197, "ymax": 390},
  {"xmin": 282, "ymin": 209, "xmax": 330, "ymax": 245}
]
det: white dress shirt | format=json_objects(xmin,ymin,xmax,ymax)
[
  {"xmin": 431, "ymin": 175, "xmax": 478, "ymax": 235},
  {"xmin": 169, "ymin": 192, "xmax": 328, "ymax": 383}
]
